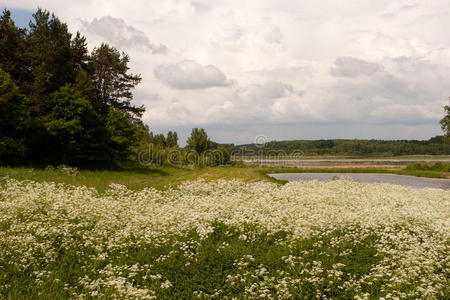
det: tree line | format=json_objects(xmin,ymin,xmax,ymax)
[
  {"xmin": 234, "ymin": 100, "xmax": 450, "ymax": 157},
  {"xmin": 138, "ymin": 128, "xmax": 231, "ymax": 167},
  {"xmin": 233, "ymin": 136, "xmax": 450, "ymax": 157},
  {"xmin": 0, "ymin": 8, "xmax": 230, "ymax": 167}
]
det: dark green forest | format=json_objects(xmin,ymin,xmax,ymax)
[
  {"xmin": 0, "ymin": 8, "xmax": 155, "ymax": 166},
  {"xmin": 232, "ymin": 136, "xmax": 450, "ymax": 157}
]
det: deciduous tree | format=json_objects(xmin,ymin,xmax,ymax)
[
  {"xmin": 440, "ymin": 98, "xmax": 450, "ymax": 144},
  {"xmin": 106, "ymin": 108, "xmax": 140, "ymax": 162},
  {"xmin": 43, "ymin": 85, "xmax": 108, "ymax": 164},
  {"xmin": 186, "ymin": 128, "xmax": 211, "ymax": 154},
  {"xmin": 0, "ymin": 68, "xmax": 30, "ymax": 164},
  {"xmin": 166, "ymin": 131, "xmax": 178, "ymax": 147}
]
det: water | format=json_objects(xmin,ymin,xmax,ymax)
[
  {"xmin": 245, "ymin": 159, "xmax": 450, "ymax": 163},
  {"xmin": 268, "ymin": 173, "xmax": 450, "ymax": 190}
]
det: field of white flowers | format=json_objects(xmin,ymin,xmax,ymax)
[{"xmin": 0, "ymin": 178, "xmax": 449, "ymax": 299}]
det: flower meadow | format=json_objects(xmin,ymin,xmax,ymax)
[{"xmin": 0, "ymin": 178, "xmax": 449, "ymax": 299}]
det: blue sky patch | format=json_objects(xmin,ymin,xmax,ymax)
[{"xmin": 2, "ymin": 7, "xmax": 34, "ymax": 29}]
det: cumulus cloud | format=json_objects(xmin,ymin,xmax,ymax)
[
  {"xmin": 210, "ymin": 22, "xmax": 284, "ymax": 55},
  {"xmin": 154, "ymin": 60, "xmax": 232, "ymax": 89},
  {"xmin": 238, "ymin": 82, "xmax": 294, "ymax": 104},
  {"xmin": 324, "ymin": 56, "xmax": 449, "ymax": 125},
  {"xmin": 81, "ymin": 16, "xmax": 167, "ymax": 54},
  {"xmin": 330, "ymin": 57, "xmax": 383, "ymax": 77},
  {"xmin": 149, "ymin": 53, "xmax": 449, "ymax": 142},
  {"xmin": 7, "ymin": 0, "xmax": 450, "ymax": 142}
]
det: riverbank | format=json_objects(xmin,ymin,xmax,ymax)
[{"xmin": 0, "ymin": 162, "xmax": 448, "ymax": 191}]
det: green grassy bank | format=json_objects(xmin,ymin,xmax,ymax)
[{"xmin": 0, "ymin": 162, "xmax": 448, "ymax": 192}]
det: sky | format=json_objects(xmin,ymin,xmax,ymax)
[{"xmin": 2, "ymin": 0, "xmax": 450, "ymax": 145}]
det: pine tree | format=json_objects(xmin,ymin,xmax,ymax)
[
  {"xmin": 89, "ymin": 43, "xmax": 145, "ymax": 118},
  {"xmin": 0, "ymin": 9, "xmax": 28, "ymax": 87}
]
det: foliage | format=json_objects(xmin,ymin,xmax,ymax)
[
  {"xmin": 203, "ymin": 146, "xmax": 231, "ymax": 166},
  {"xmin": 165, "ymin": 131, "xmax": 178, "ymax": 147},
  {"xmin": 405, "ymin": 162, "xmax": 450, "ymax": 172},
  {"xmin": 89, "ymin": 43, "xmax": 144, "ymax": 118},
  {"xmin": 152, "ymin": 133, "xmax": 167, "ymax": 147},
  {"xmin": 0, "ymin": 178, "xmax": 448, "ymax": 298},
  {"xmin": 0, "ymin": 68, "xmax": 29, "ymax": 164},
  {"xmin": 25, "ymin": 9, "xmax": 85, "ymax": 110},
  {"xmin": 0, "ymin": 8, "xmax": 150, "ymax": 166},
  {"xmin": 440, "ymin": 102, "xmax": 449, "ymax": 143},
  {"xmin": 106, "ymin": 109, "xmax": 141, "ymax": 162},
  {"xmin": 74, "ymin": 69, "xmax": 95, "ymax": 101},
  {"xmin": 0, "ymin": 9, "xmax": 28, "ymax": 86},
  {"xmin": 234, "ymin": 137, "xmax": 450, "ymax": 157},
  {"xmin": 186, "ymin": 128, "xmax": 211, "ymax": 154},
  {"xmin": 43, "ymin": 85, "xmax": 108, "ymax": 164}
]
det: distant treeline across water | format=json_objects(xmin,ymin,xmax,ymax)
[{"xmin": 228, "ymin": 136, "xmax": 450, "ymax": 156}]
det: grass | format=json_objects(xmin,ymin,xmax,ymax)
[
  {"xmin": 0, "ymin": 165, "xmax": 279, "ymax": 192},
  {"xmin": 0, "ymin": 162, "xmax": 448, "ymax": 192}
]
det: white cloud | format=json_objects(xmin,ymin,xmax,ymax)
[
  {"xmin": 154, "ymin": 60, "xmax": 232, "ymax": 89},
  {"xmin": 330, "ymin": 57, "xmax": 383, "ymax": 77},
  {"xmin": 262, "ymin": 24, "xmax": 283, "ymax": 44},
  {"xmin": 241, "ymin": 82, "xmax": 294, "ymax": 101},
  {"xmin": 4, "ymin": 0, "xmax": 450, "ymax": 143},
  {"xmin": 81, "ymin": 16, "xmax": 167, "ymax": 53}
]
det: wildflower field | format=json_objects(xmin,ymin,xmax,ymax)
[{"xmin": 0, "ymin": 178, "xmax": 449, "ymax": 299}]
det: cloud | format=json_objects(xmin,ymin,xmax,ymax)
[
  {"xmin": 81, "ymin": 16, "xmax": 167, "ymax": 54},
  {"xmin": 209, "ymin": 22, "xmax": 284, "ymax": 56},
  {"xmin": 330, "ymin": 57, "xmax": 383, "ymax": 77},
  {"xmin": 148, "ymin": 53, "xmax": 448, "ymax": 140},
  {"xmin": 262, "ymin": 24, "xmax": 283, "ymax": 44},
  {"xmin": 238, "ymin": 82, "xmax": 294, "ymax": 104},
  {"xmin": 324, "ymin": 56, "xmax": 449, "ymax": 124},
  {"xmin": 191, "ymin": 1, "xmax": 211, "ymax": 14},
  {"xmin": 5, "ymin": 0, "xmax": 449, "ymax": 142},
  {"xmin": 257, "ymin": 66, "xmax": 312, "ymax": 79},
  {"xmin": 154, "ymin": 60, "xmax": 232, "ymax": 89}
]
